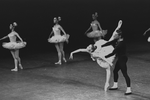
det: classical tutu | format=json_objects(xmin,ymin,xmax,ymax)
[
  {"xmin": 48, "ymin": 34, "xmax": 70, "ymax": 43},
  {"xmin": 2, "ymin": 41, "xmax": 27, "ymax": 50},
  {"xmin": 87, "ymin": 30, "xmax": 107, "ymax": 38},
  {"xmin": 92, "ymin": 39, "xmax": 115, "ymax": 68}
]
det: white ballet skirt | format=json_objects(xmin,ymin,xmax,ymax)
[
  {"xmin": 48, "ymin": 34, "xmax": 70, "ymax": 43},
  {"xmin": 2, "ymin": 41, "xmax": 26, "ymax": 50},
  {"xmin": 87, "ymin": 30, "xmax": 107, "ymax": 38},
  {"xmin": 148, "ymin": 37, "xmax": 150, "ymax": 42},
  {"xmin": 92, "ymin": 39, "xmax": 115, "ymax": 68}
]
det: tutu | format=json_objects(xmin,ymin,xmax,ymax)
[
  {"xmin": 87, "ymin": 30, "xmax": 102, "ymax": 38},
  {"xmin": 92, "ymin": 39, "xmax": 115, "ymax": 68},
  {"xmin": 148, "ymin": 37, "xmax": 150, "ymax": 42},
  {"xmin": 87, "ymin": 30, "xmax": 107, "ymax": 38},
  {"xmin": 96, "ymin": 59, "xmax": 110, "ymax": 68},
  {"xmin": 48, "ymin": 34, "xmax": 70, "ymax": 43},
  {"xmin": 2, "ymin": 41, "xmax": 26, "ymax": 50}
]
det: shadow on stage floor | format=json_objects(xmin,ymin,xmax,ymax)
[{"xmin": 0, "ymin": 42, "xmax": 150, "ymax": 100}]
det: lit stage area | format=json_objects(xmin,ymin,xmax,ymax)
[{"xmin": 0, "ymin": 42, "xmax": 150, "ymax": 100}]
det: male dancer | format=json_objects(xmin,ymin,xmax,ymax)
[{"xmin": 102, "ymin": 29, "xmax": 132, "ymax": 95}]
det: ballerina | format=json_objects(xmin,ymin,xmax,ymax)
[
  {"xmin": 69, "ymin": 40, "xmax": 114, "ymax": 91},
  {"xmin": 48, "ymin": 17, "xmax": 69, "ymax": 65},
  {"xmin": 69, "ymin": 44, "xmax": 97, "ymax": 61},
  {"xmin": 69, "ymin": 20, "xmax": 123, "ymax": 91},
  {"xmin": 0, "ymin": 22, "xmax": 26, "ymax": 71},
  {"xmin": 85, "ymin": 12, "xmax": 107, "ymax": 42}
]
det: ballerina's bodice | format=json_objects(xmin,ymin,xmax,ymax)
[
  {"xmin": 8, "ymin": 31, "xmax": 17, "ymax": 42},
  {"xmin": 91, "ymin": 21, "xmax": 99, "ymax": 31},
  {"xmin": 53, "ymin": 25, "xmax": 61, "ymax": 36}
]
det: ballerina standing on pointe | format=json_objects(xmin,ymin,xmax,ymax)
[
  {"xmin": 48, "ymin": 17, "xmax": 69, "ymax": 65},
  {"xmin": 0, "ymin": 22, "xmax": 26, "ymax": 71},
  {"xmin": 85, "ymin": 12, "xmax": 107, "ymax": 42},
  {"xmin": 69, "ymin": 40, "xmax": 114, "ymax": 92},
  {"xmin": 69, "ymin": 20, "xmax": 123, "ymax": 91}
]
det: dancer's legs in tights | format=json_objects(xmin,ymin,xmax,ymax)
[
  {"xmin": 55, "ymin": 43, "xmax": 62, "ymax": 64},
  {"xmin": 15, "ymin": 50, "xmax": 23, "ymax": 69},
  {"xmin": 11, "ymin": 50, "xmax": 18, "ymax": 71},
  {"xmin": 112, "ymin": 56, "xmax": 131, "ymax": 93},
  {"xmin": 104, "ymin": 65, "xmax": 111, "ymax": 91},
  {"xmin": 60, "ymin": 42, "xmax": 66, "ymax": 62},
  {"xmin": 113, "ymin": 57, "xmax": 131, "ymax": 87},
  {"xmin": 10, "ymin": 49, "xmax": 23, "ymax": 71},
  {"xmin": 119, "ymin": 56, "xmax": 131, "ymax": 93},
  {"xmin": 97, "ymin": 60, "xmax": 111, "ymax": 91}
]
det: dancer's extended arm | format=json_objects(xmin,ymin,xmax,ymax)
[
  {"xmin": 16, "ymin": 33, "xmax": 23, "ymax": 42},
  {"xmin": 109, "ymin": 20, "xmax": 122, "ymax": 41},
  {"xmin": 102, "ymin": 39, "xmax": 117, "ymax": 47},
  {"xmin": 69, "ymin": 49, "xmax": 89, "ymax": 59},
  {"xmin": 48, "ymin": 31, "xmax": 54, "ymax": 38},
  {"xmin": 97, "ymin": 21, "xmax": 102, "ymax": 31},
  {"xmin": 85, "ymin": 26, "xmax": 91, "ymax": 34},
  {"xmin": 59, "ymin": 26, "xmax": 67, "ymax": 35},
  {"xmin": 143, "ymin": 28, "xmax": 150, "ymax": 35},
  {"xmin": 105, "ymin": 41, "xmax": 123, "ymax": 58},
  {"xmin": 0, "ymin": 35, "xmax": 8, "ymax": 41}
]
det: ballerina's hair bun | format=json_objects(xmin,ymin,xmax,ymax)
[
  {"xmin": 94, "ymin": 12, "xmax": 98, "ymax": 18},
  {"xmin": 13, "ymin": 22, "xmax": 17, "ymax": 26},
  {"xmin": 58, "ymin": 17, "xmax": 61, "ymax": 21},
  {"xmin": 9, "ymin": 24, "xmax": 13, "ymax": 29},
  {"xmin": 54, "ymin": 17, "xmax": 57, "ymax": 20}
]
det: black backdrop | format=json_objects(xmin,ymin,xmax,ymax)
[{"xmin": 0, "ymin": 0, "xmax": 150, "ymax": 57}]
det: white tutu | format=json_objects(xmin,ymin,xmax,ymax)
[
  {"xmin": 148, "ymin": 37, "xmax": 150, "ymax": 42},
  {"xmin": 2, "ymin": 41, "xmax": 27, "ymax": 50},
  {"xmin": 96, "ymin": 59, "xmax": 110, "ymax": 68},
  {"xmin": 87, "ymin": 30, "xmax": 107, "ymax": 38},
  {"xmin": 92, "ymin": 39, "xmax": 115, "ymax": 68},
  {"xmin": 48, "ymin": 34, "xmax": 70, "ymax": 43}
]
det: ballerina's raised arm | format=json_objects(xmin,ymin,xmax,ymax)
[
  {"xmin": 143, "ymin": 28, "xmax": 150, "ymax": 36},
  {"xmin": 109, "ymin": 20, "xmax": 122, "ymax": 41}
]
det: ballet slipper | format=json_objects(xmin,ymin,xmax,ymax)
[
  {"xmin": 109, "ymin": 82, "xmax": 118, "ymax": 90},
  {"xmin": 19, "ymin": 64, "xmax": 23, "ymax": 69},
  {"xmin": 125, "ymin": 87, "xmax": 132, "ymax": 95},
  {"xmin": 63, "ymin": 58, "xmax": 67, "ymax": 63},
  {"xmin": 55, "ymin": 61, "xmax": 61, "ymax": 65},
  {"xmin": 11, "ymin": 68, "xmax": 18, "ymax": 71}
]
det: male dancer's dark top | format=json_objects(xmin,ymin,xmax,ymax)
[{"xmin": 101, "ymin": 38, "xmax": 127, "ymax": 58}]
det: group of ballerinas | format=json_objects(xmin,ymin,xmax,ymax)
[{"xmin": 0, "ymin": 12, "xmax": 134, "ymax": 95}]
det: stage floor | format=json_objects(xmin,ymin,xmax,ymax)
[{"xmin": 0, "ymin": 42, "xmax": 150, "ymax": 100}]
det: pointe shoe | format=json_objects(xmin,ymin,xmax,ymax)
[
  {"xmin": 55, "ymin": 61, "xmax": 61, "ymax": 65},
  {"xmin": 11, "ymin": 68, "xmax": 18, "ymax": 71},
  {"xmin": 104, "ymin": 83, "xmax": 110, "ymax": 91},
  {"xmin": 63, "ymin": 58, "xmax": 67, "ymax": 63},
  {"xmin": 19, "ymin": 64, "xmax": 23, "ymax": 69}
]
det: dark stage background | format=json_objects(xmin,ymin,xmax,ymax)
[{"xmin": 0, "ymin": 0, "xmax": 150, "ymax": 58}]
